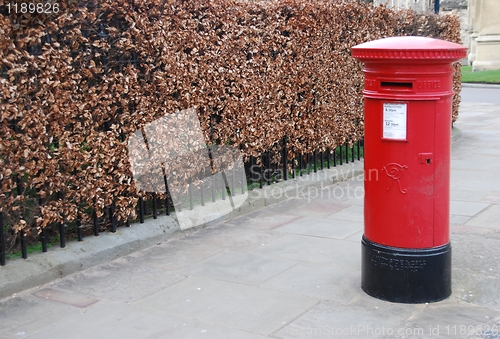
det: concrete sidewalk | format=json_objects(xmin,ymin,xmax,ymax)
[{"xmin": 1, "ymin": 99, "xmax": 500, "ymax": 339}]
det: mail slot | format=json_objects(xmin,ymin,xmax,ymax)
[
  {"xmin": 380, "ymin": 81, "xmax": 413, "ymax": 89},
  {"xmin": 352, "ymin": 36, "xmax": 467, "ymax": 303}
]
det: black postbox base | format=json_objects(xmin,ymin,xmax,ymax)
[{"xmin": 361, "ymin": 236, "xmax": 451, "ymax": 304}]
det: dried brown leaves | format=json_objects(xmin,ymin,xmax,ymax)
[{"xmin": 0, "ymin": 0, "xmax": 462, "ymax": 234}]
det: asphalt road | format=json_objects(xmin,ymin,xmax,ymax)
[{"xmin": 461, "ymin": 85, "xmax": 500, "ymax": 104}]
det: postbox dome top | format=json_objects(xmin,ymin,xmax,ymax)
[{"xmin": 351, "ymin": 36, "xmax": 467, "ymax": 62}]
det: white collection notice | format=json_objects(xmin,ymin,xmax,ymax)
[{"xmin": 383, "ymin": 103, "xmax": 407, "ymax": 140}]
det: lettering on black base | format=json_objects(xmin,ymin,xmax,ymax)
[
  {"xmin": 369, "ymin": 254, "xmax": 427, "ymax": 272},
  {"xmin": 361, "ymin": 236, "xmax": 451, "ymax": 304}
]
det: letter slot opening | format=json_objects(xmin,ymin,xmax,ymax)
[{"xmin": 380, "ymin": 81, "xmax": 413, "ymax": 90}]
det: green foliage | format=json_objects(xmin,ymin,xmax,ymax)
[
  {"xmin": 462, "ymin": 66, "xmax": 500, "ymax": 84},
  {"xmin": 6, "ymin": 241, "xmax": 54, "ymax": 260}
]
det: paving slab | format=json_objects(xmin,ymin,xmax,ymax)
[
  {"xmin": 178, "ymin": 224, "xmax": 283, "ymax": 251},
  {"xmin": 450, "ymin": 200, "xmax": 490, "ymax": 217},
  {"xmin": 391, "ymin": 301, "xmax": 500, "ymax": 339},
  {"xmin": 226, "ymin": 211, "xmax": 303, "ymax": 230},
  {"xmin": 273, "ymin": 297, "xmax": 423, "ymax": 339},
  {"xmin": 450, "ymin": 168, "xmax": 482, "ymax": 184},
  {"xmin": 479, "ymin": 191, "xmax": 500, "ymax": 204},
  {"xmin": 121, "ymin": 238, "xmax": 223, "ymax": 271},
  {"xmin": 450, "ymin": 144, "xmax": 480, "ymax": 159},
  {"xmin": 345, "ymin": 230, "xmax": 364, "ymax": 243},
  {"xmin": 0, "ymin": 295, "xmax": 80, "ymax": 338},
  {"xmin": 343, "ymin": 196, "xmax": 364, "ymax": 206},
  {"xmin": 158, "ymin": 320, "xmax": 270, "ymax": 339},
  {"xmin": 453, "ymin": 269, "xmax": 500, "ymax": 309},
  {"xmin": 22, "ymin": 301, "xmax": 185, "ymax": 339},
  {"xmin": 31, "ymin": 288, "xmax": 99, "ymax": 308},
  {"xmin": 451, "ymin": 224, "xmax": 495, "ymax": 234},
  {"xmin": 450, "ymin": 215, "xmax": 472, "ymax": 225},
  {"xmin": 48, "ymin": 258, "xmax": 186, "ymax": 303},
  {"xmin": 326, "ymin": 205, "xmax": 364, "ymax": 223},
  {"xmin": 252, "ymin": 233, "xmax": 361, "ymax": 269},
  {"xmin": 451, "ymin": 233, "xmax": 500, "ymax": 278},
  {"xmin": 452, "ymin": 178, "xmax": 500, "ymax": 192},
  {"xmin": 134, "ymin": 276, "xmax": 318, "ymax": 335},
  {"xmin": 178, "ymin": 250, "xmax": 297, "ymax": 285},
  {"xmin": 285, "ymin": 201, "xmax": 350, "ymax": 218},
  {"xmin": 473, "ymin": 147, "xmax": 500, "ymax": 156},
  {"xmin": 466, "ymin": 205, "xmax": 500, "ymax": 230},
  {"xmin": 451, "ymin": 188, "xmax": 491, "ymax": 202},
  {"xmin": 259, "ymin": 262, "xmax": 361, "ymax": 304},
  {"xmin": 275, "ymin": 217, "xmax": 362, "ymax": 240}
]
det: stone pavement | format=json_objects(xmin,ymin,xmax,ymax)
[{"xmin": 1, "ymin": 92, "xmax": 500, "ymax": 339}]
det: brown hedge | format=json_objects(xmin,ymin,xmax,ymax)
[{"xmin": 0, "ymin": 0, "xmax": 462, "ymax": 238}]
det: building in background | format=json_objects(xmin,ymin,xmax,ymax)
[
  {"xmin": 467, "ymin": 0, "xmax": 500, "ymax": 71},
  {"xmin": 372, "ymin": 0, "xmax": 468, "ymax": 48},
  {"xmin": 373, "ymin": 0, "xmax": 500, "ymax": 70},
  {"xmin": 441, "ymin": 0, "xmax": 468, "ymax": 65}
]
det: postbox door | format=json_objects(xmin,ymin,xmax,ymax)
[{"xmin": 364, "ymin": 99, "xmax": 436, "ymax": 248}]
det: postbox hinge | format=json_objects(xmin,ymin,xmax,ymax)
[{"xmin": 418, "ymin": 153, "xmax": 433, "ymax": 164}]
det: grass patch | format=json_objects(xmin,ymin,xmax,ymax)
[
  {"xmin": 6, "ymin": 242, "xmax": 55, "ymax": 260},
  {"xmin": 462, "ymin": 66, "xmax": 500, "ymax": 84}
]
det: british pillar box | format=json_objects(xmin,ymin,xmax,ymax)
[{"xmin": 351, "ymin": 36, "xmax": 467, "ymax": 303}]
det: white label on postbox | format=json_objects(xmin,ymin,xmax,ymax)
[{"xmin": 383, "ymin": 103, "xmax": 407, "ymax": 140}]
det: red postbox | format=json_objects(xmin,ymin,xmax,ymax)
[{"xmin": 352, "ymin": 36, "xmax": 467, "ymax": 303}]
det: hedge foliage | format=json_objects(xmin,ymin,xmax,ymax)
[{"xmin": 0, "ymin": 0, "xmax": 462, "ymax": 237}]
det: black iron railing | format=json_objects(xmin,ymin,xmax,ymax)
[{"xmin": 0, "ymin": 138, "xmax": 363, "ymax": 265}]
